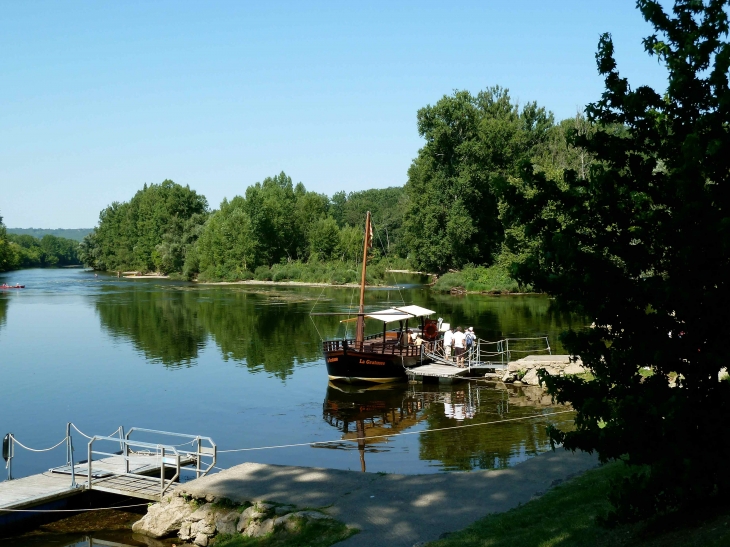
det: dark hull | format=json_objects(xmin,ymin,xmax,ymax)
[{"xmin": 325, "ymin": 349, "xmax": 424, "ymax": 384}]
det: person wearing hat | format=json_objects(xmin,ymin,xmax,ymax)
[{"xmin": 465, "ymin": 327, "xmax": 477, "ymax": 360}]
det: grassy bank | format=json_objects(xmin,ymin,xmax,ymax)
[
  {"xmin": 427, "ymin": 460, "xmax": 730, "ymax": 547},
  {"xmin": 196, "ymin": 257, "xmax": 411, "ymax": 285},
  {"xmin": 432, "ymin": 264, "xmax": 529, "ymax": 294}
]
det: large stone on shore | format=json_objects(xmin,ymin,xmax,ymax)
[
  {"xmin": 215, "ymin": 510, "xmax": 240, "ymax": 535},
  {"xmin": 243, "ymin": 517, "xmax": 275, "ymax": 537},
  {"xmin": 564, "ymin": 363, "xmax": 587, "ymax": 375},
  {"xmin": 273, "ymin": 510, "xmax": 332, "ymax": 533},
  {"xmin": 522, "ymin": 368, "xmax": 540, "ymax": 386},
  {"xmin": 132, "ymin": 496, "xmax": 195, "ymax": 538},
  {"xmin": 193, "ymin": 532, "xmax": 208, "ymax": 546}
]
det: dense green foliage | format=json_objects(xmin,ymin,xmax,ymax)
[
  {"xmin": 402, "ymin": 88, "xmax": 596, "ymax": 276},
  {"xmin": 81, "ymin": 173, "xmax": 408, "ymax": 281},
  {"xmin": 500, "ymin": 0, "xmax": 730, "ymax": 521},
  {"xmin": 431, "ymin": 263, "xmax": 523, "ymax": 293},
  {"xmin": 7, "ymin": 233, "xmax": 81, "ymax": 267},
  {"xmin": 0, "ymin": 212, "xmax": 81, "ymax": 270},
  {"xmin": 79, "ymin": 180, "xmax": 209, "ymax": 273},
  {"xmin": 6, "ymin": 228, "xmax": 92, "ymax": 242}
]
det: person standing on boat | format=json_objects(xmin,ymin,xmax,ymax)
[
  {"xmin": 453, "ymin": 327, "xmax": 467, "ymax": 367},
  {"xmin": 443, "ymin": 326, "xmax": 454, "ymax": 361},
  {"xmin": 465, "ymin": 327, "xmax": 476, "ymax": 360}
]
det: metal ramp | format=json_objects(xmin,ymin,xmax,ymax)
[{"xmin": 414, "ymin": 337, "xmax": 552, "ymax": 377}]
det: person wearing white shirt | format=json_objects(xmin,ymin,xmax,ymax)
[
  {"xmin": 453, "ymin": 326, "xmax": 467, "ymax": 367},
  {"xmin": 443, "ymin": 327, "xmax": 454, "ymax": 361}
]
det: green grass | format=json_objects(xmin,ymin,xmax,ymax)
[
  {"xmin": 427, "ymin": 461, "xmax": 730, "ymax": 547},
  {"xmin": 211, "ymin": 518, "xmax": 357, "ymax": 547}
]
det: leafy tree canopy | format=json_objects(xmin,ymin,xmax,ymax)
[{"xmin": 500, "ymin": 0, "xmax": 730, "ymax": 521}]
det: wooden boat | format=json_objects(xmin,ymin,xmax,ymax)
[{"xmin": 319, "ymin": 212, "xmax": 440, "ymax": 384}]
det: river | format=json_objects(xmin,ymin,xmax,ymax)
[{"xmin": 0, "ymin": 268, "xmax": 581, "ymax": 545}]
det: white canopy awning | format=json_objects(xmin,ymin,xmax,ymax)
[
  {"xmin": 394, "ymin": 305, "xmax": 435, "ymax": 317},
  {"xmin": 364, "ymin": 305, "xmax": 436, "ymax": 324},
  {"xmin": 365, "ymin": 308, "xmax": 413, "ymax": 323}
]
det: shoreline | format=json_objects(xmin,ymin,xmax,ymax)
[{"xmin": 195, "ymin": 279, "xmax": 398, "ymax": 289}]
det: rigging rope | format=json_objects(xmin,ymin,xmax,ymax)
[
  {"xmin": 217, "ymin": 409, "xmax": 575, "ymax": 453},
  {"xmin": 371, "ymin": 219, "xmax": 406, "ymax": 307}
]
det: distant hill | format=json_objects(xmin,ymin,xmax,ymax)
[{"xmin": 7, "ymin": 228, "xmax": 93, "ymax": 242}]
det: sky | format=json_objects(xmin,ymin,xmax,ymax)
[{"xmin": 0, "ymin": 1, "xmax": 670, "ymax": 228}]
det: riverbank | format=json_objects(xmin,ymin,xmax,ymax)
[
  {"xmin": 427, "ymin": 461, "xmax": 730, "ymax": 547},
  {"xmin": 134, "ymin": 448, "xmax": 597, "ymax": 546},
  {"xmin": 195, "ymin": 279, "xmax": 396, "ymax": 289}
]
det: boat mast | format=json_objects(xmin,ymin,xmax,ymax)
[{"xmin": 355, "ymin": 211, "xmax": 371, "ymax": 344}]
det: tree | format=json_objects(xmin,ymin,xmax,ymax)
[
  {"xmin": 500, "ymin": 0, "xmax": 730, "ymax": 520},
  {"xmin": 404, "ymin": 87, "xmax": 553, "ymax": 273},
  {"xmin": 308, "ymin": 216, "xmax": 340, "ymax": 260}
]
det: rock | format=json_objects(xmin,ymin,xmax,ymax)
[
  {"xmin": 501, "ymin": 371, "xmax": 512, "ymax": 382},
  {"xmin": 522, "ymin": 368, "xmax": 540, "ymax": 386},
  {"xmin": 205, "ymin": 493, "xmax": 216, "ymax": 503},
  {"xmin": 542, "ymin": 366, "xmax": 560, "ymax": 376},
  {"xmin": 188, "ymin": 503, "xmax": 216, "ymax": 522},
  {"xmin": 178, "ymin": 521, "xmax": 192, "ymax": 541},
  {"xmin": 274, "ymin": 511, "xmax": 333, "ymax": 533},
  {"xmin": 132, "ymin": 496, "xmax": 195, "ymax": 538},
  {"xmin": 256, "ymin": 502, "xmax": 275, "ymax": 513},
  {"xmin": 294, "ymin": 510, "xmax": 332, "ymax": 521},
  {"xmin": 237, "ymin": 504, "xmax": 271, "ymax": 532},
  {"xmin": 191, "ymin": 520, "xmax": 215, "ymax": 536},
  {"xmin": 512, "ymin": 380, "xmax": 523, "ymax": 385},
  {"xmin": 215, "ymin": 510, "xmax": 240, "ymax": 535},
  {"xmin": 274, "ymin": 505, "xmax": 296, "ymax": 516},
  {"xmin": 564, "ymin": 363, "xmax": 587, "ymax": 375},
  {"xmin": 243, "ymin": 517, "xmax": 275, "ymax": 538},
  {"xmin": 194, "ymin": 532, "xmax": 209, "ymax": 546}
]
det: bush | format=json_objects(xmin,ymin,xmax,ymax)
[{"xmin": 254, "ymin": 266, "xmax": 272, "ymax": 280}]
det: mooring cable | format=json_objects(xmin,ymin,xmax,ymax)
[
  {"xmin": 0, "ymin": 503, "xmax": 150, "ymax": 514},
  {"xmin": 217, "ymin": 409, "xmax": 575, "ymax": 453}
]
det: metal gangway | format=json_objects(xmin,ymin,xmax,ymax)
[
  {"xmin": 422, "ymin": 336, "xmax": 551, "ymax": 372},
  {"xmin": 2, "ymin": 424, "xmax": 216, "ymax": 504}
]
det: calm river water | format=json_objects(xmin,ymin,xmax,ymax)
[{"xmin": 0, "ymin": 268, "xmax": 580, "ymax": 544}]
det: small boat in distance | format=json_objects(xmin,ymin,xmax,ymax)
[
  {"xmin": 0, "ymin": 284, "xmax": 25, "ymax": 289},
  {"xmin": 318, "ymin": 211, "xmax": 440, "ymax": 384}
]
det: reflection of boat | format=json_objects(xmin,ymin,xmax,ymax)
[
  {"xmin": 322, "ymin": 382, "xmax": 424, "ymax": 471},
  {"xmin": 318, "ymin": 212, "xmax": 440, "ymax": 383},
  {"xmin": 0, "ymin": 284, "xmax": 24, "ymax": 289}
]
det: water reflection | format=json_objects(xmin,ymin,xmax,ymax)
[
  {"xmin": 92, "ymin": 282, "xmax": 580, "ymax": 373},
  {"xmin": 321, "ymin": 381, "xmax": 574, "ymax": 472}
]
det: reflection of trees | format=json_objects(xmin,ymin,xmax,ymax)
[
  {"xmin": 93, "ymin": 283, "xmax": 582, "ymax": 376},
  {"xmin": 0, "ymin": 296, "xmax": 8, "ymax": 331},
  {"xmin": 195, "ymin": 289, "xmax": 332, "ymax": 379},
  {"xmin": 95, "ymin": 287, "xmax": 207, "ymax": 368},
  {"xmin": 94, "ymin": 285, "xmax": 344, "ymax": 376}
]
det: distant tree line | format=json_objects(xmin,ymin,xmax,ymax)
[
  {"xmin": 6, "ymin": 228, "xmax": 92, "ymax": 242},
  {"xmin": 0, "ymin": 214, "xmax": 81, "ymax": 271}
]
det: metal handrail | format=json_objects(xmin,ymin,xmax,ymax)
[
  {"xmin": 126, "ymin": 428, "xmax": 217, "ymax": 478},
  {"xmin": 87, "ymin": 435, "xmax": 182, "ymax": 496}
]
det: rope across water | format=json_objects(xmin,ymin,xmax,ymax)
[{"xmin": 217, "ymin": 409, "xmax": 575, "ymax": 453}]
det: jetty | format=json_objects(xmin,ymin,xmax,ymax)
[
  {"xmin": 407, "ymin": 336, "xmax": 553, "ymax": 382},
  {"xmin": 0, "ymin": 424, "xmax": 215, "ymax": 527}
]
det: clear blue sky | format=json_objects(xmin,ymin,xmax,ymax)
[{"xmin": 1, "ymin": 1, "xmax": 669, "ymax": 228}]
